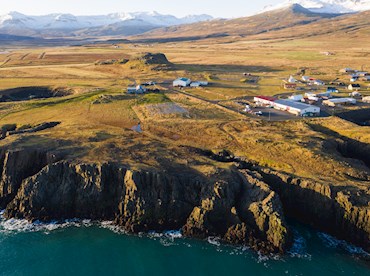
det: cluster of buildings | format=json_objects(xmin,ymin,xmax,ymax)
[
  {"xmin": 173, "ymin": 78, "xmax": 208, "ymax": 88},
  {"xmin": 283, "ymin": 75, "xmax": 326, "ymax": 90},
  {"xmin": 254, "ymin": 96, "xmax": 320, "ymax": 117}
]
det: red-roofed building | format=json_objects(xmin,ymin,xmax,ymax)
[{"xmin": 254, "ymin": 96, "xmax": 277, "ymax": 106}]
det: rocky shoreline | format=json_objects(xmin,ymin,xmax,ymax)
[{"xmin": 0, "ymin": 148, "xmax": 369, "ymax": 254}]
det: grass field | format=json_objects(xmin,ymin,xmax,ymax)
[{"xmin": 0, "ymin": 36, "xmax": 369, "ymax": 185}]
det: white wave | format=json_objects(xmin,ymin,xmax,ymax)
[
  {"xmin": 0, "ymin": 217, "xmax": 94, "ymax": 234},
  {"xmin": 317, "ymin": 232, "xmax": 370, "ymax": 256},
  {"xmin": 207, "ymin": 236, "xmax": 221, "ymax": 247}
]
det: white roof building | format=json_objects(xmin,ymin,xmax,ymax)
[
  {"xmin": 323, "ymin": 98, "xmax": 357, "ymax": 107},
  {"xmin": 362, "ymin": 96, "xmax": 370, "ymax": 103},
  {"xmin": 288, "ymin": 75, "xmax": 297, "ymax": 83},
  {"xmin": 274, "ymin": 99, "xmax": 320, "ymax": 116},
  {"xmin": 173, "ymin": 78, "xmax": 191, "ymax": 87},
  {"xmin": 288, "ymin": 94, "xmax": 304, "ymax": 101}
]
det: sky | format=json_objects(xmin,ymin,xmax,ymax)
[{"xmin": 0, "ymin": 0, "xmax": 283, "ymax": 18}]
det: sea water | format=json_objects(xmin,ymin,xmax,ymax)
[{"xmin": 0, "ymin": 213, "xmax": 369, "ymax": 276}]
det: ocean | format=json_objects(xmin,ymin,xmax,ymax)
[{"xmin": 0, "ymin": 212, "xmax": 369, "ymax": 276}]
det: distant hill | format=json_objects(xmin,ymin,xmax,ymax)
[{"xmin": 131, "ymin": 4, "xmax": 343, "ymax": 42}]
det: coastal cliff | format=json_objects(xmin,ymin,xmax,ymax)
[
  {"xmin": 0, "ymin": 148, "xmax": 369, "ymax": 253},
  {"xmin": 1, "ymin": 150, "xmax": 291, "ymax": 253}
]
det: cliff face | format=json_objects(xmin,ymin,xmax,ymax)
[
  {"xmin": 257, "ymin": 168, "xmax": 370, "ymax": 252},
  {"xmin": 1, "ymin": 151, "xmax": 291, "ymax": 253},
  {"xmin": 0, "ymin": 147, "xmax": 369, "ymax": 253}
]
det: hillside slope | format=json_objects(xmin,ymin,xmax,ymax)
[{"xmin": 131, "ymin": 4, "xmax": 370, "ymax": 43}]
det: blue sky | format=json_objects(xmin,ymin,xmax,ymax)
[{"xmin": 2, "ymin": 0, "xmax": 283, "ymax": 18}]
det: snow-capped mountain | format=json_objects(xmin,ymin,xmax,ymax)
[
  {"xmin": 0, "ymin": 11, "xmax": 212, "ymax": 32},
  {"xmin": 263, "ymin": 0, "xmax": 370, "ymax": 14}
]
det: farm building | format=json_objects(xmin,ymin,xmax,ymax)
[
  {"xmin": 173, "ymin": 78, "xmax": 191, "ymax": 87},
  {"xmin": 289, "ymin": 94, "xmax": 304, "ymax": 101},
  {"xmin": 323, "ymin": 98, "xmax": 357, "ymax": 107},
  {"xmin": 254, "ymin": 96, "xmax": 277, "ymax": 106},
  {"xmin": 363, "ymin": 96, "xmax": 370, "ymax": 103},
  {"xmin": 348, "ymin": 84, "xmax": 361, "ymax": 91},
  {"xmin": 127, "ymin": 85, "xmax": 146, "ymax": 94},
  {"xmin": 274, "ymin": 99, "xmax": 320, "ymax": 116}
]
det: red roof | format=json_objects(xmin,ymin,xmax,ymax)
[{"xmin": 255, "ymin": 96, "xmax": 277, "ymax": 102}]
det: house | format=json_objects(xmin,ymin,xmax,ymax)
[
  {"xmin": 348, "ymin": 84, "xmax": 361, "ymax": 91},
  {"xmin": 273, "ymin": 99, "xmax": 320, "ymax": 116},
  {"xmin": 288, "ymin": 94, "xmax": 304, "ymax": 101},
  {"xmin": 362, "ymin": 96, "xmax": 370, "ymax": 103},
  {"xmin": 284, "ymin": 82, "xmax": 297, "ymax": 90},
  {"xmin": 301, "ymin": 76, "xmax": 310, "ymax": 82},
  {"xmin": 288, "ymin": 75, "xmax": 297, "ymax": 83},
  {"xmin": 323, "ymin": 98, "xmax": 357, "ymax": 107},
  {"xmin": 253, "ymin": 96, "xmax": 276, "ymax": 106},
  {"xmin": 127, "ymin": 85, "xmax": 146, "ymax": 94},
  {"xmin": 327, "ymin": 87, "xmax": 339, "ymax": 93},
  {"xmin": 173, "ymin": 78, "xmax": 191, "ymax": 87},
  {"xmin": 340, "ymin": 68, "xmax": 355, "ymax": 73},
  {"xmin": 361, "ymin": 76, "xmax": 370, "ymax": 81}
]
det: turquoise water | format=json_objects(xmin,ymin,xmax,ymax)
[{"xmin": 0, "ymin": 216, "xmax": 369, "ymax": 276}]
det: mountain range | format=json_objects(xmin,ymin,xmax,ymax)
[
  {"xmin": 0, "ymin": 0, "xmax": 369, "ymax": 39},
  {"xmin": 0, "ymin": 11, "xmax": 213, "ymax": 37}
]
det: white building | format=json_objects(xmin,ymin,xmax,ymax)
[
  {"xmin": 173, "ymin": 78, "xmax": 191, "ymax": 87},
  {"xmin": 323, "ymin": 98, "xmax": 357, "ymax": 107},
  {"xmin": 302, "ymin": 76, "xmax": 310, "ymax": 82},
  {"xmin": 127, "ymin": 85, "xmax": 146, "ymax": 94},
  {"xmin": 362, "ymin": 96, "xmax": 370, "ymax": 103},
  {"xmin": 289, "ymin": 94, "xmax": 303, "ymax": 101},
  {"xmin": 253, "ymin": 96, "xmax": 277, "ymax": 106},
  {"xmin": 313, "ymin": 80, "xmax": 325, "ymax": 86},
  {"xmin": 273, "ymin": 99, "xmax": 320, "ymax": 116}
]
